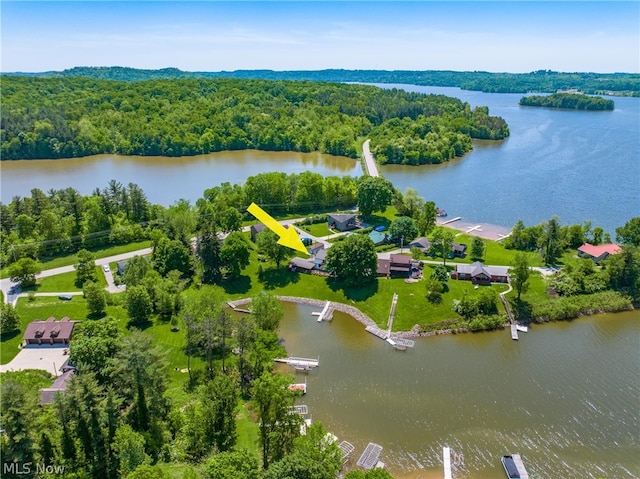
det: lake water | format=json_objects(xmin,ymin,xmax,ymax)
[
  {"xmin": 278, "ymin": 303, "xmax": 640, "ymax": 479},
  {"xmin": 1, "ymin": 86, "xmax": 638, "ymax": 234}
]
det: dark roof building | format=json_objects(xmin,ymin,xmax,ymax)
[
  {"xmin": 39, "ymin": 367, "xmax": 76, "ymax": 405},
  {"xmin": 451, "ymin": 242, "xmax": 467, "ymax": 257},
  {"xmin": 328, "ymin": 214, "xmax": 357, "ymax": 232},
  {"xmin": 250, "ymin": 223, "xmax": 266, "ymax": 241},
  {"xmin": 409, "ymin": 237, "xmax": 432, "ymax": 252},
  {"xmin": 451, "ymin": 261, "xmax": 509, "ymax": 283},
  {"xmin": 289, "ymin": 257, "xmax": 316, "ymax": 273},
  {"xmin": 23, "ymin": 317, "xmax": 79, "ymax": 345}
]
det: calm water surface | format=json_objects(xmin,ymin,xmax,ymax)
[
  {"xmin": 277, "ymin": 303, "xmax": 639, "ymax": 479},
  {"xmin": 0, "ymin": 150, "xmax": 361, "ymax": 205}
]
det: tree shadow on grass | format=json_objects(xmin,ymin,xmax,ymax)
[
  {"xmin": 326, "ymin": 277, "xmax": 378, "ymax": 302},
  {"xmin": 258, "ymin": 268, "xmax": 300, "ymax": 290},
  {"xmin": 222, "ymin": 274, "xmax": 252, "ymax": 295},
  {"xmin": 0, "ymin": 330, "xmax": 21, "ymax": 343}
]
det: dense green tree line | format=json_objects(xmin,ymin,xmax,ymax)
[
  {"xmin": 14, "ymin": 66, "xmax": 640, "ymax": 95},
  {"xmin": 1, "ymin": 76, "xmax": 507, "ymax": 161},
  {"xmin": 519, "ymin": 93, "xmax": 614, "ymax": 110}
]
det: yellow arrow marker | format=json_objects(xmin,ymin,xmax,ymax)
[{"xmin": 247, "ymin": 203, "xmax": 308, "ymax": 255}]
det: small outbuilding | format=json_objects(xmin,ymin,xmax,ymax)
[{"xmin": 250, "ymin": 223, "xmax": 266, "ymax": 242}]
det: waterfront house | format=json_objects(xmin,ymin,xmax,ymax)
[
  {"xmin": 23, "ymin": 317, "xmax": 79, "ymax": 346},
  {"xmin": 313, "ymin": 248, "xmax": 328, "ymax": 270},
  {"xmin": 577, "ymin": 243, "xmax": 622, "ymax": 263},
  {"xmin": 308, "ymin": 242, "xmax": 325, "ymax": 255},
  {"xmin": 328, "ymin": 214, "xmax": 357, "ymax": 232},
  {"xmin": 450, "ymin": 261, "xmax": 509, "ymax": 283}
]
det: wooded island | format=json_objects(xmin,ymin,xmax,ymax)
[{"xmin": 519, "ymin": 93, "xmax": 614, "ymax": 110}]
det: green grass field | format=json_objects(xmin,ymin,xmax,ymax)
[{"xmin": 298, "ymin": 222, "xmax": 332, "ymax": 238}]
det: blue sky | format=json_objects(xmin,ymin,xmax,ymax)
[{"xmin": 2, "ymin": 1, "xmax": 638, "ymax": 73}]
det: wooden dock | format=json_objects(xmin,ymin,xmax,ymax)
[
  {"xmin": 512, "ymin": 453, "xmax": 529, "ymax": 479},
  {"xmin": 516, "ymin": 324, "xmax": 528, "ymax": 333},
  {"xmin": 510, "ymin": 323, "xmax": 519, "ymax": 340},
  {"xmin": 441, "ymin": 216, "xmax": 462, "ymax": 225},
  {"xmin": 275, "ymin": 356, "xmax": 319, "ymax": 369},
  {"xmin": 443, "ymin": 446, "xmax": 452, "ymax": 479},
  {"xmin": 357, "ymin": 442, "xmax": 383, "ymax": 470},
  {"xmin": 386, "ymin": 337, "xmax": 415, "ymax": 350}
]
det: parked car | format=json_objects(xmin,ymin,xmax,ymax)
[
  {"xmin": 58, "ymin": 294, "xmax": 73, "ymax": 301},
  {"xmin": 102, "ymin": 264, "xmax": 110, "ymax": 273}
]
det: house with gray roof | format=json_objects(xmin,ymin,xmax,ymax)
[{"xmin": 328, "ymin": 214, "xmax": 357, "ymax": 232}]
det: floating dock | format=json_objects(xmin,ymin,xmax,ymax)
[
  {"xmin": 275, "ymin": 356, "xmax": 319, "ymax": 369},
  {"xmin": 289, "ymin": 404, "xmax": 309, "ymax": 416},
  {"xmin": 443, "ymin": 446, "xmax": 452, "ymax": 479},
  {"xmin": 512, "ymin": 453, "xmax": 529, "ymax": 479},
  {"xmin": 357, "ymin": 442, "xmax": 383, "ymax": 470},
  {"xmin": 386, "ymin": 337, "xmax": 415, "ymax": 350},
  {"xmin": 516, "ymin": 324, "xmax": 528, "ymax": 333},
  {"xmin": 510, "ymin": 323, "xmax": 519, "ymax": 340}
]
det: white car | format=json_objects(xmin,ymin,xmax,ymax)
[{"xmin": 102, "ymin": 264, "xmax": 110, "ymax": 273}]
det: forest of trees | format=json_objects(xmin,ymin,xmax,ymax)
[
  {"xmin": 10, "ymin": 67, "xmax": 640, "ymax": 96},
  {"xmin": 1, "ymin": 76, "xmax": 508, "ymax": 163},
  {"xmin": 519, "ymin": 93, "xmax": 615, "ymax": 110}
]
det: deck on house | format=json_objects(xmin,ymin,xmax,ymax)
[{"xmin": 357, "ymin": 442, "xmax": 383, "ymax": 470}]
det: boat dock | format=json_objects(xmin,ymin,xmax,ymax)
[
  {"xmin": 510, "ymin": 323, "xmax": 519, "ymax": 340},
  {"xmin": 516, "ymin": 324, "xmax": 528, "ymax": 333},
  {"xmin": 441, "ymin": 216, "xmax": 462, "ymax": 225},
  {"xmin": 289, "ymin": 404, "xmax": 309, "ymax": 415},
  {"xmin": 338, "ymin": 440, "xmax": 355, "ymax": 464},
  {"xmin": 288, "ymin": 378, "xmax": 307, "ymax": 394},
  {"xmin": 501, "ymin": 454, "xmax": 529, "ymax": 479},
  {"xmin": 312, "ymin": 301, "xmax": 333, "ymax": 322},
  {"xmin": 386, "ymin": 337, "xmax": 415, "ymax": 350},
  {"xmin": 366, "ymin": 325, "xmax": 389, "ymax": 340},
  {"xmin": 512, "ymin": 453, "xmax": 529, "ymax": 479},
  {"xmin": 357, "ymin": 442, "xmax": 383, "ymax": 470},
  {"xmin": 276, "ymin": 357, "xmax": 319, "ymax": 369},
  {"xmin": 226, "ymin": 300, "xmax": 251, "ymax": 314},
  {"xmin": 443, "ymin": 447, "xmax": 452, "ymax": 479}
]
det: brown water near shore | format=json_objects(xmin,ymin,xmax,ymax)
[{"xmin": 277, "ymin": 302, "xmax": 640, "ymax": 479}]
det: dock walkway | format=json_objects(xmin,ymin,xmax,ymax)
[
  {"xmin": 386, "ymin": 293, "xmax": 398, "ymax": 336},
  {"xmin": 275, "ymin": 357, "xmax": 319, "ymax": 369},
  {"xmin": 312, "ymin": 301, "xmax": 333, "ymax": 322},
  {"xmin": 443, "ymin": 447, "xmax": 452, "ymax": 479}
]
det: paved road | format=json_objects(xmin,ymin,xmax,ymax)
[{"xmin": 362, "ymin": 139, "xmax": 380, "ymax": 177}]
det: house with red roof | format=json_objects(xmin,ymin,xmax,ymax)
[
  {"xmin": 577, "ymin": 243, "xmax": 622, "ymax": 263},
  {"xmin": 23, "ymin": 317, "xmax": 79, "ymax": 346}
]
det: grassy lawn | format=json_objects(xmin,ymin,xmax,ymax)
[
  {"xmin": 236, "ymin": 401, "xmax": 260, "ymax": 454},
  {"xmin": 298, "ymin": 222, "xmax": 332, "ymax": 238},
  {"xmin": 223, "ymin": 249, "xmax": 510, "ymax": 332},
  {"xmin": 0, "ymin": 240, "xmax": 151, "ymax": 278},
  {"xmin": 21, "ymin": 266, "xmax": 108, "ymax": 293}
]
